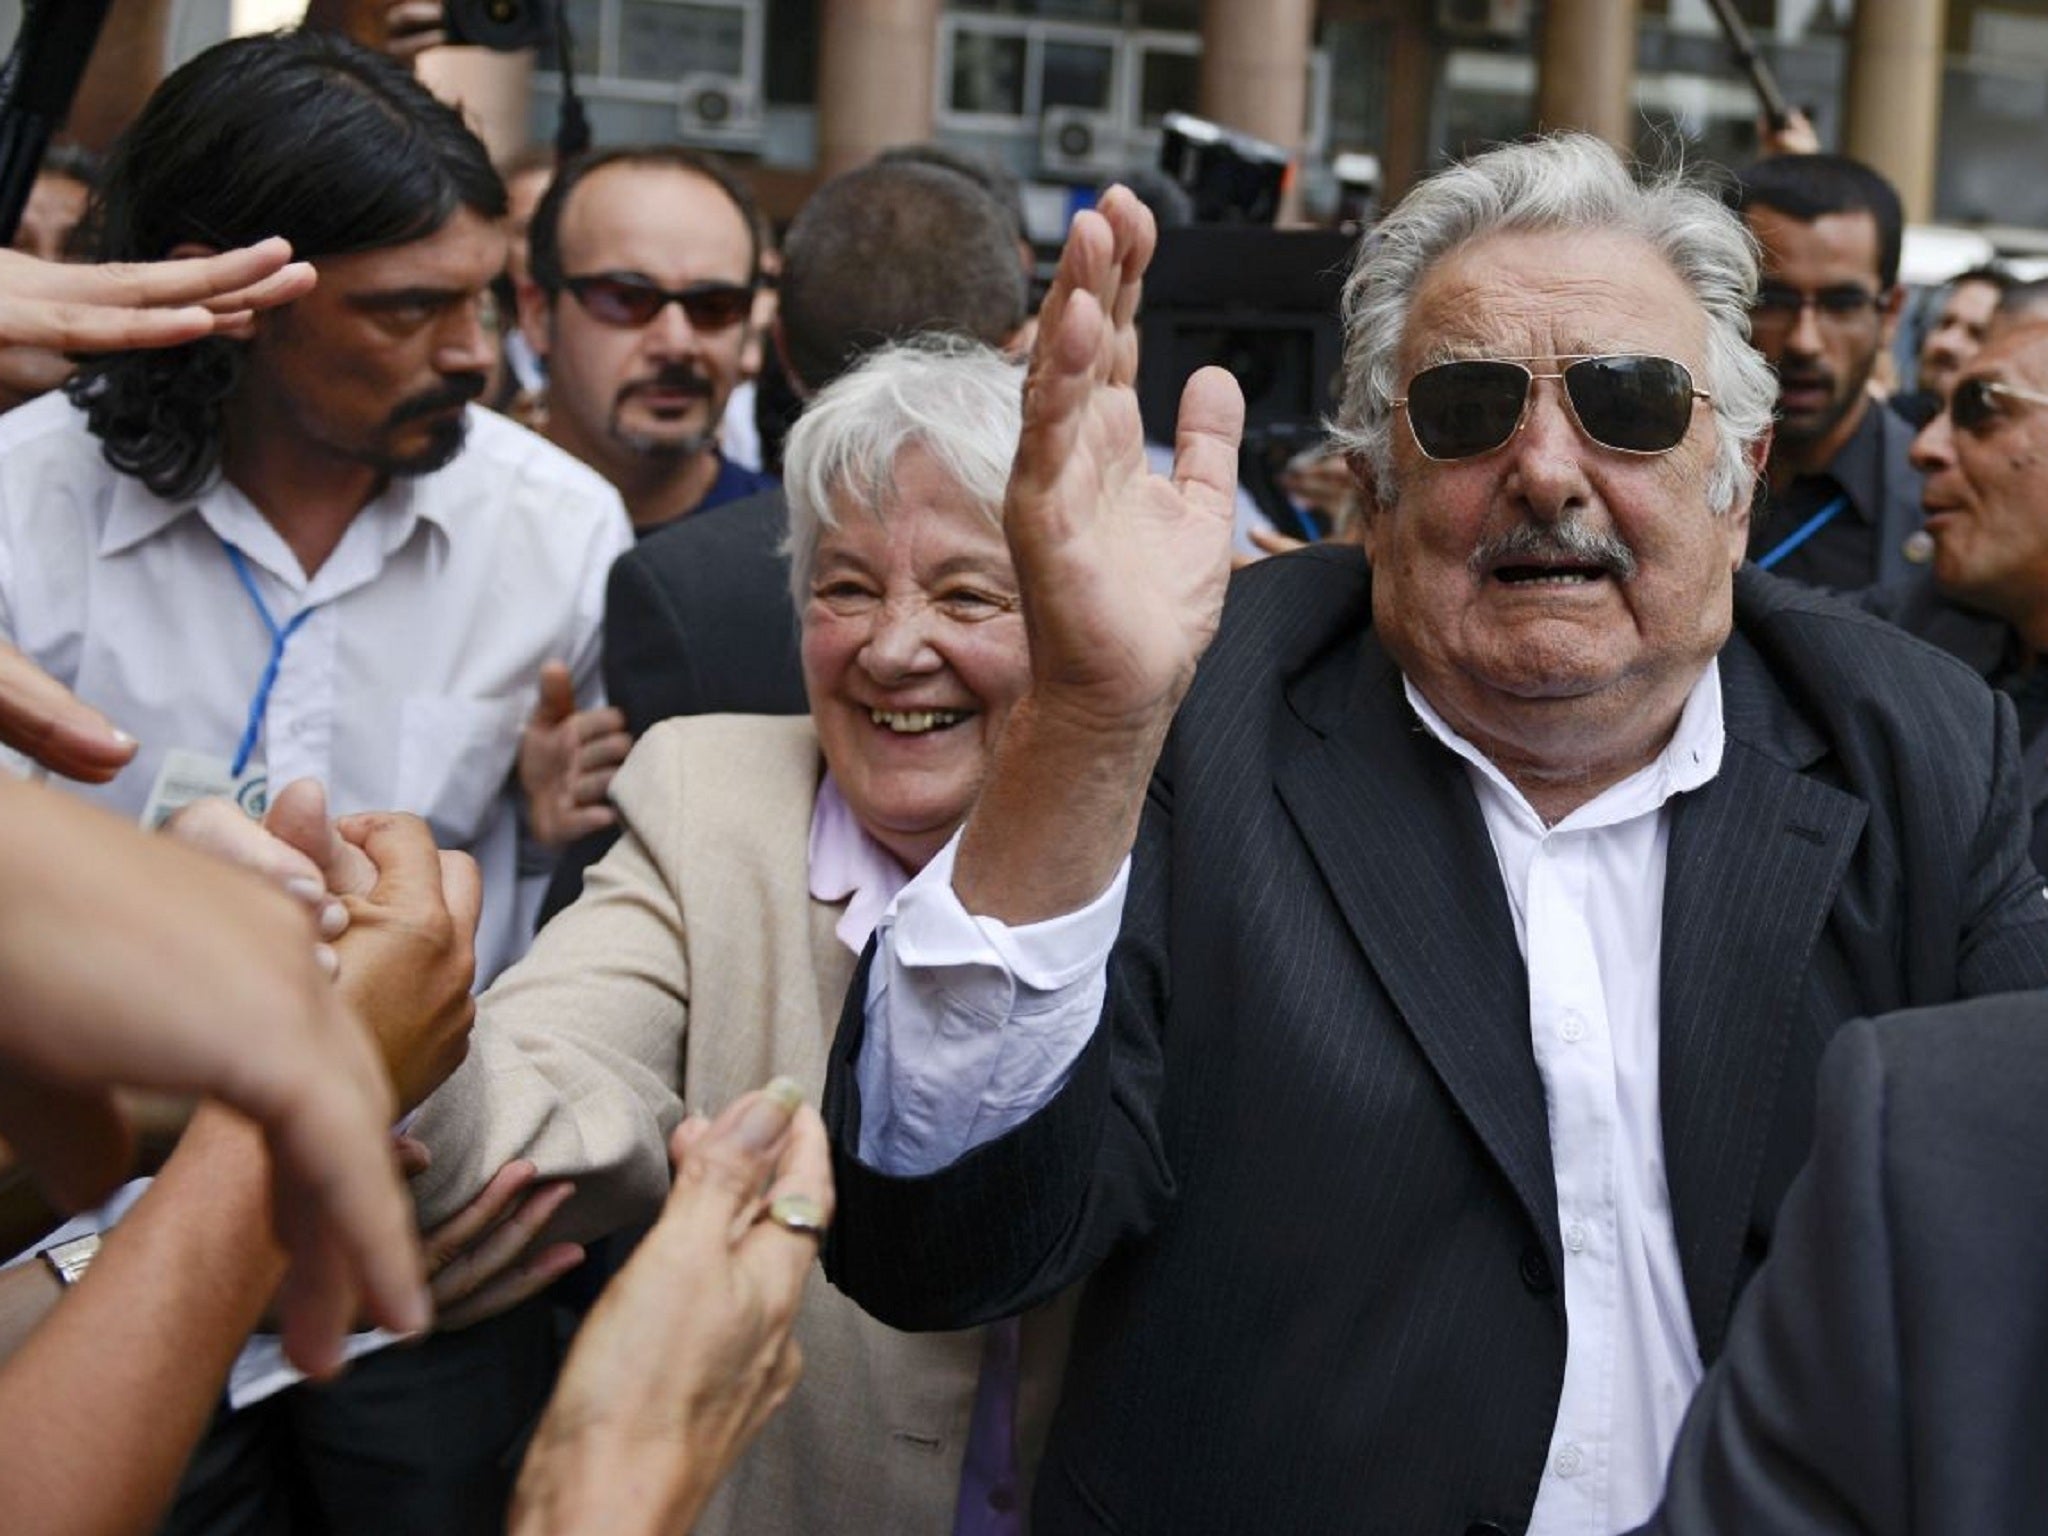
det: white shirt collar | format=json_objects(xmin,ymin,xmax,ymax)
[
  {"xmin": 97, "ymin": 419, "xmax": 466, "ymax": 578},
  {"xmin": 1402, "ymin": 658, "xmax": 1725, "ymax": 834},
  {"xmin": 808, "ymin": 769, "xmax": 913, "ymax": 954}
]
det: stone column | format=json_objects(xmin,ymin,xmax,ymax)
[
  {"xmin": 1535, "ymin": 0, "xmax": 1639, "ymax": 150},
  {"xmin": 816, "ymin": 0, "xmax": 940, "ymax": 179},
  {"xmin": 1380, "ymin": 5, "xmax": 1436, "ymax": 206},
  {"xmin": 417, "ymin": 47, "xmax": 538, "ymax": 163},
  {"xmin": 1197, "ymin": 0, "xmax": 1318, "ymax": 153},
  {"xmin": 1843, "ymin": 0, "xmax": 1946, "ymax": 221}
]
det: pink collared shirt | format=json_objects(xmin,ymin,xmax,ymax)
[{"xmin": 807, "ymin": 770, "xmax": 1024, "ymax": 1536}]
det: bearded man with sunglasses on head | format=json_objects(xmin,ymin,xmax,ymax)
[
  {"xmin": 819, "ymin": 135, "xmax": 2048, "ymax": 1536},
  {"xmin": 517, "ymin": 145, "xmax": 773, "ymax": 539}
]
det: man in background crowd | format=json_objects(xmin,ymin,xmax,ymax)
[
  {"xmin": 518, "ymin": 144, "xmax": 772, "ymax": 537},
  {"xmin": 1891, "ymin": 282, "xmax": 2048, "ymax": 870},
  {"xmin": 0, "ymin": 30, "xmax": 630, "ymax": 1532},
  {"xmin": 0, "ymin": 146, "xmax": 100, "ymax": 413},
  {"xmin": 1917, "ymin": 264, "xmax": 2013, "ymax": 399},
  {"xmin": 1736, "ymin": 153, "xmax": 1928, "ymax": 591}
]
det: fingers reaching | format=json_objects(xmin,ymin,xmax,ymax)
[{"xmin": 0, "ymin": 640, "xmax": 137, "ymax": 781}]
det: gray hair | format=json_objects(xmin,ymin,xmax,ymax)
[
  {"xmin": 783, "ymin": 336, "xmax": 1024, "ymax": 610},
  {"xmin": 1329, "ymin": 134, "xmax": 1775, "ymax": 516}
]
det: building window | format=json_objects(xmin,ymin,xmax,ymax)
[
  {"xmin": 949, "ymin": 27, "xmax": 1032, "ymax": 116},
  {"xmin": 618, "ymin": 1, "xmax": 748, "ymax": 80}
]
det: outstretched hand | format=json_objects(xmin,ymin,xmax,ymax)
[
  {"xmin": 511, "ymin": 1085, "xmax": 829, "ymax": 1536},
  {"xmin": 0, "ymin": 640, "xmax": 136, "ymax": 782},
  {"xmin": 951, "ymin": 188, "xmax": 1245, "ymax": 924},
  {"xmin": 0, "ymin": 779, "xmax": 429, "ymax": 1377},
  {"xmin": 0, "ymin": 239, "xmax": 315, "ymax": 353},
  {"xmin": 1005, "ymin": 185, "xmax": 1245, "ymax": 737}
]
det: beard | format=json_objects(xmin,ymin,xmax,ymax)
[
  {"xmin": 363, "ymin": 373, "xmax": 488, "ymax": 477},
  {"xmin": 605, "ymin": 366, "xmax": 719, "ymax": 461},
  {"xmin": 1770, "ymin": 353, "xmax": 1873, "ymax": 448}
]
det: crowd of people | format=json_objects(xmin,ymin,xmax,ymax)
[{"xmin": 3, "ymin": 11, "xmax": 2048, "ymax": 1536}]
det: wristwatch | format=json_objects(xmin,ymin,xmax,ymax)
[{"xmin": 41, "ymin": 1232, "xmax": 101, "ymax": 1288}]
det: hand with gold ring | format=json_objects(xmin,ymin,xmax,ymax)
[{"xmin": 511, "ymin": 1079, "xmax": 833, "ymax": 1536}]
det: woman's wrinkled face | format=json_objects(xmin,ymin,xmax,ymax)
[{"xmin": 801, "ymin": 445, "xmax": 1028, "ymax": 871}]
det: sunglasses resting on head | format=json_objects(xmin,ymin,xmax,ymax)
[{"xmin": 1389, "ymin": 354, "xmax": 1712, "ymax": 460}]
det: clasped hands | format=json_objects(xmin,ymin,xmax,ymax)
[{"xmin": 169, "ymin": 779, "xmax": 585, "ymax": 1335}]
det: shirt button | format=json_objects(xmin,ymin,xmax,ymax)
[
  {"xmin": 1564, "ymin": 1223, "xmax": 1587, "ymax": 1253},
  {"xmin": 1554, "ymin": 1442, "xmax": 1585, "ymax": 1479},
  {"xmin": 1560, "ymin": 1010, "xmax": 1586, "ymax": 1043}
]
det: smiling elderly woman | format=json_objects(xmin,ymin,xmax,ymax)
[{"xmin": 406, "ymin": 338, "xmax": 1070, "ymax": 1534}]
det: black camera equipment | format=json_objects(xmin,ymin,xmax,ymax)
[
  {"xmin": 0, "ymin": 0, "xmax": 116, "ymax": 250},
  {"xmin": 1135, "ymin": 224, "xmax": 1358, "ymax": 539},
  {"xmin": 1157, "ymin": 112, "xmax": 1291, "ymax": 226},
  {"xmin": 446, "ymin": 0, "xmax": 553, "ymax": 52}
]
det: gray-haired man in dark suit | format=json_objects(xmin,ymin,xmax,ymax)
[{"xmin": 820, "ymin": 134, "xmax": 2048, "ymax": 1536}]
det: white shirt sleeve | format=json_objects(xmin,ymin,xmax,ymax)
[{"xmin": 853, "ymin": 828, "xmax": 1131, "ymax": 1177}]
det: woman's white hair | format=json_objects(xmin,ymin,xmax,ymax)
[
  {"xmin": 1328, "ymin": 133, "xmax": 1775, "ymax": 515},
  {"xmin": 782, "ymin": 335, "xmax": 1024, "ymax": 610}
]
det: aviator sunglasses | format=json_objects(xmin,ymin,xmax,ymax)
[
  {"xmin": 1389, "ymin": 354, "xmax": 1712, "ymax": 460},
  {"xmin": 1947, "ymin": 375, "xmax": 2048, "ymax": 433},
  {"xmin": 563, "ymin": 272, "xmax": 757, "ymax": 331}
]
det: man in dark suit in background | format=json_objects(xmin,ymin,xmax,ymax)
[
  {"xmin": 539, "ymin": 158, "xmax": 1029, "ymax": 921},
  {"xmin": 1639, "ymin": 992, "xmax": 2048, "ymax": 1535},
  {"xmin": 821, "ymin": 135, "xmax": 2048, "ymax": 1535},
  {"xmin": 1735, "ymin": 154, "xmax": 1929, "ymax": 593}
]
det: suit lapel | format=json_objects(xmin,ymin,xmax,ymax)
[
  {"xmin": 1274, "ymin": 637, "xmax": 1558, "ymax": 1255},
  {"xmin": 1660, "ymin": 633, "xmax": 1865, "ymax": 1358}
]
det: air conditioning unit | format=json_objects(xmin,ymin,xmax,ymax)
[
  {"xmin": 1436, "ymin": 0, "xmax": 1531, "ymax": 40},
  {"xmin": 677, "ymin": 73, "xmax": 762, "ymax": 144},
  {"xmin": 1039, "ymin": 108, "xmax": 1127, "ymax": 183}
]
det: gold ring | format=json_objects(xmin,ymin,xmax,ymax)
[{"xmin": 762, "ymin": 1192, "xmax": 828, "ymax": 1240}]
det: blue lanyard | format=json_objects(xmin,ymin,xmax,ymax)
[
  {"xmin": 1757, "ymin": 494, "xmax": 1848, "ymax": 571},
  {"xmin": 220, "ymin": 539, "xmax": 313, "ymax": 777}
]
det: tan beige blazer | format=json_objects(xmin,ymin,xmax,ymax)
[{"xmin": 409, "ymin": 714, "xmax": 1069, "ymax": 1536}]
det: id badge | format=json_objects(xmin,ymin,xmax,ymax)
[{"xmin": 141, "ymin": 748, "xmax": 269, "ymax": 829}]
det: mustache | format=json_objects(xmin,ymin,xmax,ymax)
[
  {"xmin": 1771, "ymin": 361, "xmax": 1835, "ymax": 389},
  {"xmin": 1469, "ymin": 517, "xmax": 1639, "ymax": 580},
  {"xmin": 389, "ymin": 373, "xmax": 486, "ymax": 425},
  {"xmin": 617, "ymin": 366, "xmax": 714, "ymax": 405}
]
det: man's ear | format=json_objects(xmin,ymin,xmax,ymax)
[
  {"xmin": 1878, "ymin": 282, "xmax": 1907, "ymax": 346},
  {"xmin": 1349, "ymin": 451, "xmax": 1391, "ymax": 561},
  {"xmin": 1728, "ymin": 427, "xmax": 1771, "ymax": 568},
  {"xmin": 515, "ymin": 278, "xmax": 552, "ymax": 360}
]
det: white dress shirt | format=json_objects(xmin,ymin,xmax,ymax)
[
  {"xmin": 0, "ymin": 392, "xmax": 633, "ymax": 985},
  {"xmin": 857, "ymin": 662, "xmax": 1727, "ymax": 1536},
  {"xmin": 0, "ymin": 394, "xmax": 631, "ymax": 1405}
]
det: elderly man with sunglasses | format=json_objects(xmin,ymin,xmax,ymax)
[
  {"xmin": 819, "ymin": 135, "xmax": 2048, "ymax": 1536},
  {"xmin": 516, "ymin": 144, "xmax": 773, "ymax": 539}
]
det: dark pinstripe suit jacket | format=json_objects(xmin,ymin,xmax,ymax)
[{"xmin": 824, "ymin": 548, "xmax": 2048, "ymax": 1536}]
